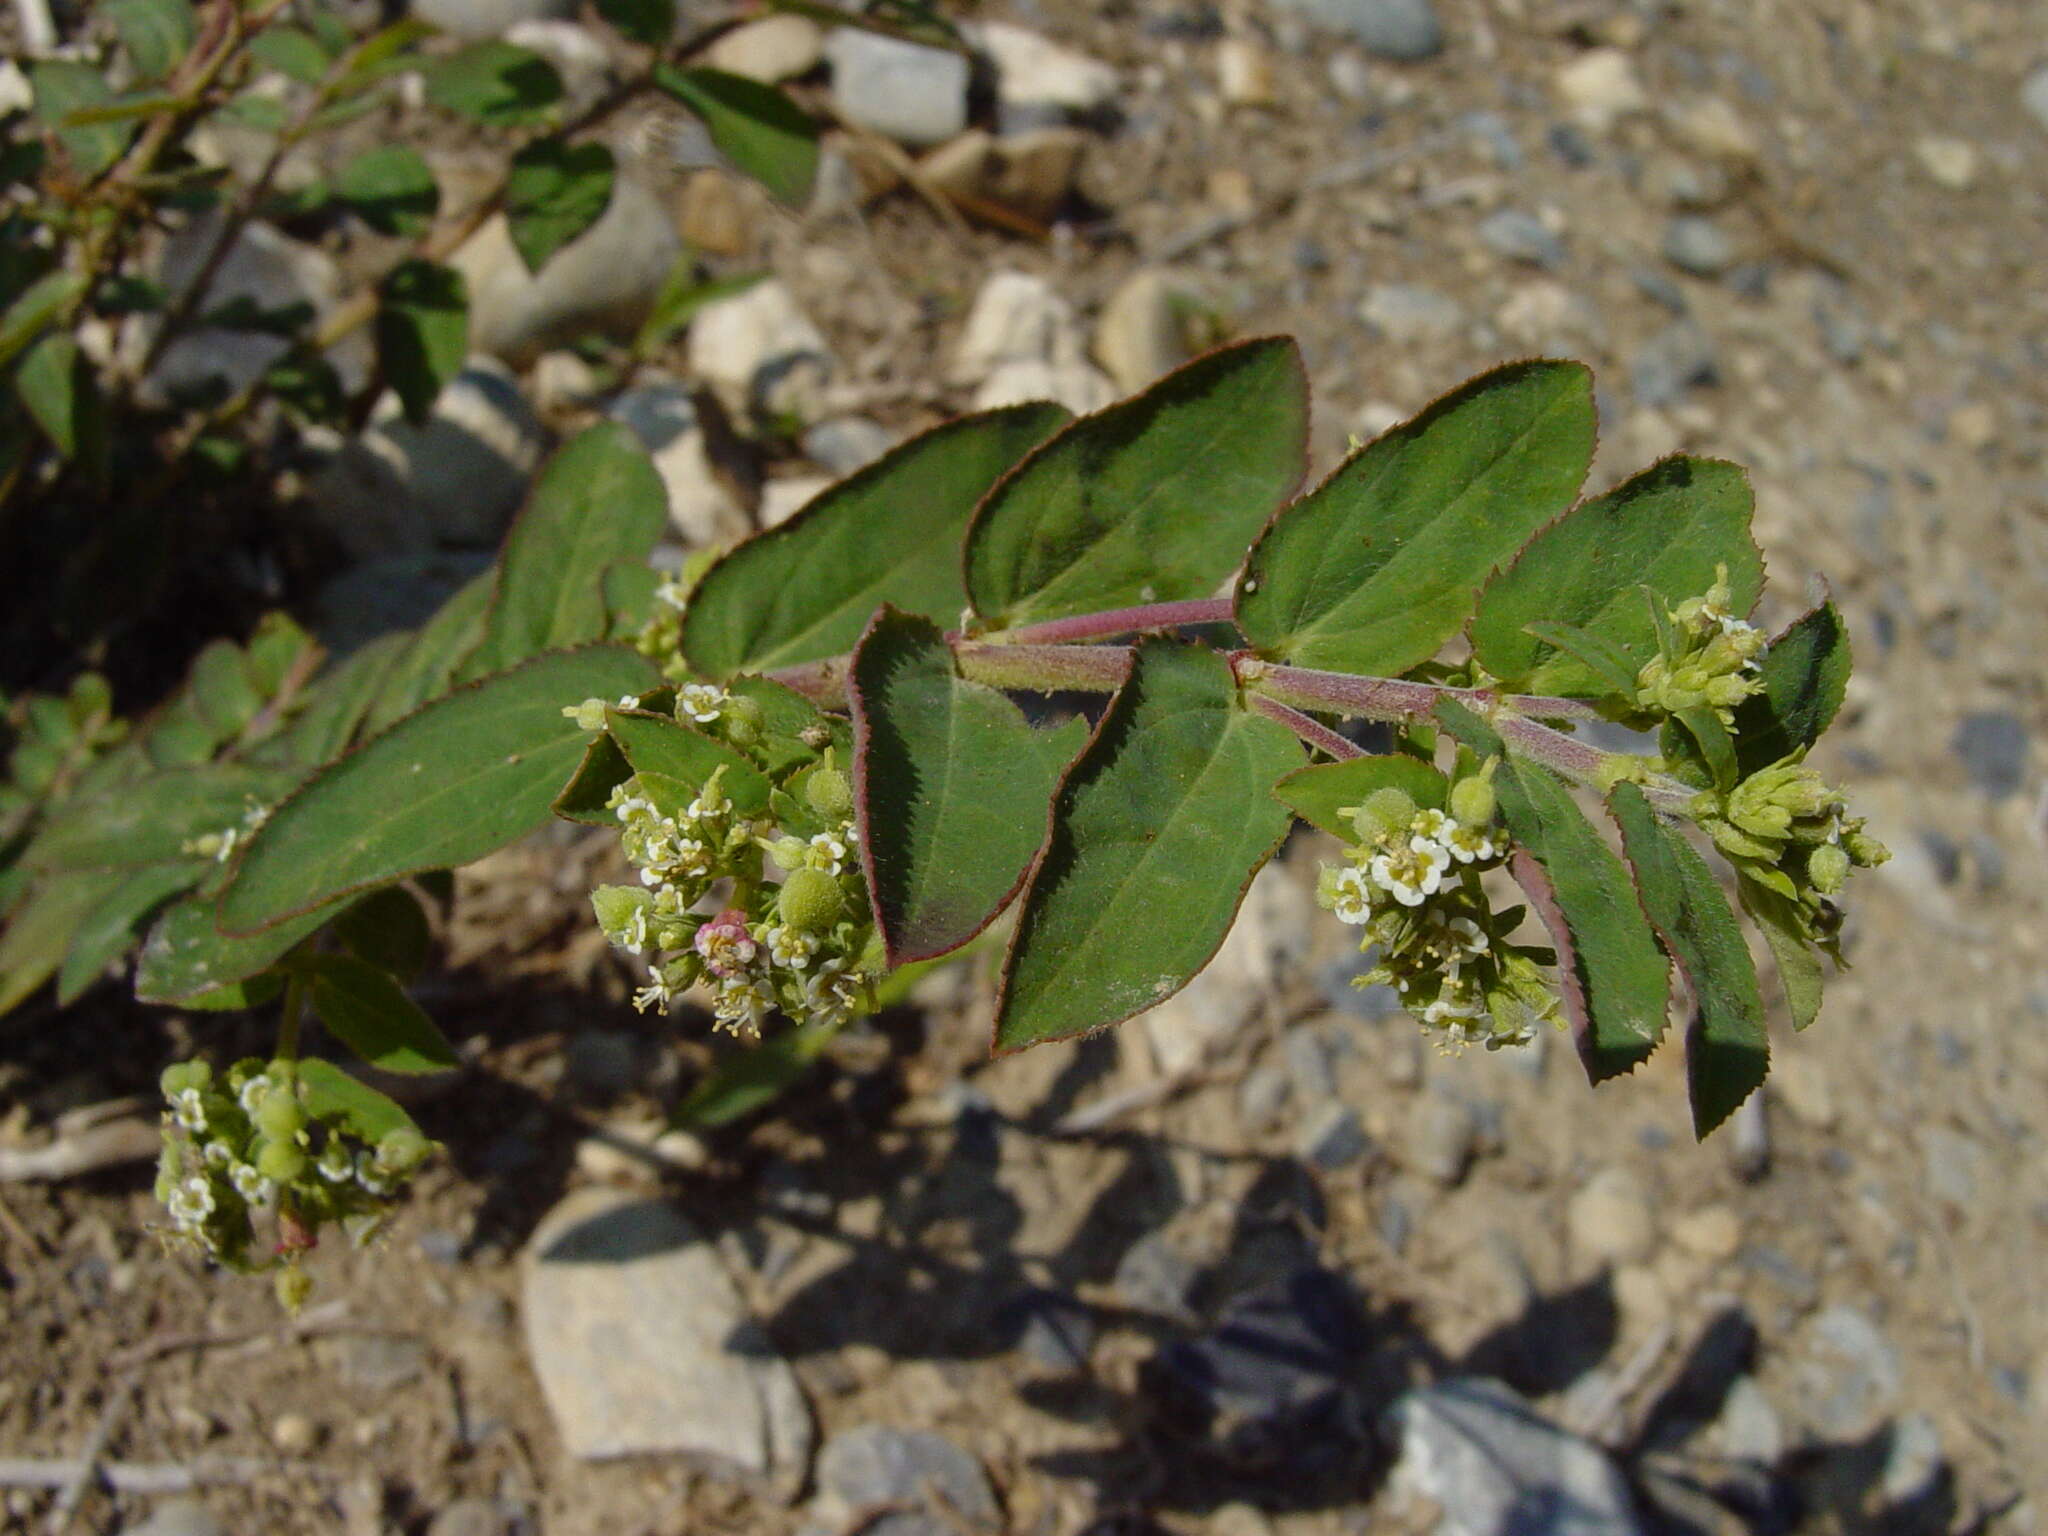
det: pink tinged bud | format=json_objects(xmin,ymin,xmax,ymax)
[{"xmin": 694, "ymin": 908, "xmax": 759, "ymax": 978}]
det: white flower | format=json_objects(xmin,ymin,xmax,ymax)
[
  {"xmin": 1412, "ymin": 808, "xmax": 1455, "ymax": 843},
  {"xmin": 1421, "ymin": 991, "xmax": 1481, "ymax": 1026},
  {"xmin": 678, "ymin": 683, "xmax": 727, "ymax": 724},
  {"xmin": 619, "ymin": 904, "xmax": 652, "ymax": 956},
  {"xmin": 686, "ymin": 779, "xmax": 730, "ymax": 821},
  {"xmin": 171, "ymin": 1086, "xmax": 208, "ymax": 1132},
  {"xmin": 712, "ymin": 975, "xmax": 775, "ymax": 1039},
  {"xmin": 764, "ymin": 923, "xmax": 817, "ymax": 970},
  {"xmin": 318, "ymin": 1141, "xmax": 354, "ymax": 1183},
  {"xmin": 1446, "ymin": 916, "xmax": 1489, "ymax": 957},
  {"xmin": 654, "ymin": 574, "xmax": 690, "ymax": 612},
  {"xmin": 1444, "ymin": 822, "xmax": 1497, "ymax": 864},
  {"xmin": 614, "ymin": 794, "xmax": 655, "ymax": 825},
  {"xmin": 632, "ymin": 970, "xmax": 681, "ymax": 1014},
  {"xmin": 618, "ymin": 693, "xmax": 642, "ymax": 708},
  {"xmin": 167, "ymin": 1176, "xmax": 215, "ymax": 1229},
  {"xmin": 1327, "ymin": 865, "xmax": 1374, "ymax": 925},
  {"xmin": 806, "ymin": 831, "xmax": 849, "ymax": 876},
  {"xmin": 203, "ymin": 1140, "xmax": 233, "ymax": 1167},
  {"xmin": 1370, "ymin": 841, "xmax": 1449, "ymax": 906},
  {"xmin": 230, "ymin": 1162, "xmax": 274, "ymax": 1205},
  {"xmin": 237, "ymin": 1074, "xmax": 273, "ymax": 1114},
  {"xmin": 355, "ymin": 1149, "xmax": 390, "ymax": 1198},
  {"xmin": 801, "ymin": 962, "xmax": 862, "ymax": 1027}
]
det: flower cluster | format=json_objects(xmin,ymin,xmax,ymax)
[
  {"xmin": 1692, "ymin": 755, "xmax": 1888, "ymax": 948},
  {"xmin": 180, "ymin": 798, "xmax": 274, "ymax": 864},
  {"xmin": 1316, "ymin": 769, "xmax": 1561, "ymax": 1050},
  {"xmin": 1633, "ymin": 565, "xmax": 1768, "ymax": 723},
  {"xmin": 155, "ymin": 1058, "xmax": 432, "ymax": 1306},
  {"xmin": 586, "ymin": 686, "xmax": 879, "ymax": 1040}
]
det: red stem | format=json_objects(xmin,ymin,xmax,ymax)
[
  {"xmin": 991, "ymin": 598, "xmax": 1235, "ymax": 647},
  {"xmin": 1247, "ymin": 696, "xmax": 1363, "ymax": 760}
]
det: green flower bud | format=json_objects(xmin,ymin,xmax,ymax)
[
  {"xmin": 766, "ymin": 834, "xmax": 809, "ymax": 871},
  {"xmin": 1348, "ymin": 788, "xmax": 1418, "ymax": 847},
  {"xmin": 257, "ymin": 1139, "xmax": 307, "ymax": 1184},
  {"xmin": 722, "ymin": 695, "xmax": 764, "ymax": 748},
  {"xmin": 376, "ymin": 1126, "xmax": 431, "ymax": 1174},
  {"xmin": 1807, "ymin": 842, "xmax": 1850, "ymax": 896},
  {"xmin": 805, "ymin": 766, "xmax": 855, "ymax": 821},
  {"xmin": 1448, "ymin": 773, "xmax": 1496, "ymax": 828},
  {"xmin": 1842, "ymin": 826, "xmax": 1890, "ymax": 867},
  {"xmin": 255, "ymin": 1090, "xmax": 306, "ymax": 1143},
  {"xmin": 777, "ymin": 867, "xmax": 843, "ymax": 934},
  {"xmin": 591, "ymin": 885, "xmax": 654, "ymax": 942},
  {"xmin": 562, "ymin": 697, "xmax": 610, "ymax": 732},
  {"xmin": 275, "ymin": 1265, "xmax": 314, "ymax": 1314},
  {"xmin": 160, "ymin": 1060, "xmax": 212, "ymax": 1097}
]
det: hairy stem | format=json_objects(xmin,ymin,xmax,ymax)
[
  {"xmin": 1247, "ymin": 696, "xmax": 1363, "ymax": 760},
  {"xmin": 988, "ymin": 598, "xmax": 1235, "ymax": 647}
]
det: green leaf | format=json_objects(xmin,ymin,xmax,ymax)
[
  {"xmin": 32, "ymin": 61, "xmax": 133, "ymax": 180},
  {"xmin": 654, "ymin": 65, "xmax": 818, "ymax": 206},
  {"xmin": 248, "ymin": 26, "xmax": 333, "ymax": 85},
  {"xmin": 298, "ymin": 1058, "xmax": 415, "ymax": 1145},
  {"xmin": 334, "ymin": 146, "xmax": 440, "ymax": 238},
  {"xmin": 361, "ymin": 569, "xmax": 495, "ymax": 736},
  {"xmin": 603, "ymin": 561, "xmax": 660, "ymax": 636},
  {"xmin": 1471, "ymin": 456, "xmax": 1762, "ymax": 695},
  {"xmin": 1675, "ymin": 705, "xmax": 1737, "ymax": 792},
  {"xmin": 0, "ymin": 270, "xmax": 88, "ymax": 370},
  {"xmin": 332, "ymin": 885, "xmax": 433, "ymax": 980},
  {"xmin": 0, "ymin": 870, "xmax": 126, "ymax": 1016},
  {"xmin": 1516, "ymin": 621, "xmax": 1642, "ymax": 698},
  {"xmin": 271, "ymin": 630, "xmax": 410, "ymax": 768},
  {"xmin": 632, "ymin": 260, "xmax": 763, "ymax": 357},
  {"xmin": 177, "ymin": 973, "xmax": 284, "ymax": 1011},
  {"xmin": 1436, "ymin": 700, "xmax": 1669, "ymax": 1082},
  {"xmin": 189, "ymin": 637, "xmax": 263, "ymax": 739},
  {"xmin": 850, "ymin": 609, "xmax": 1089, "ymax": 965},
  {"xmin": 134, "ymin": 891, "xmax": 338, "ymax": 1003},
  {"xmin": 15, "ymin": 331, "xmax": 107, "ymax": 475},
  {"xmin": 966, "ymin": 339, "xmax": 1308, "ymax": 632},
  {"xmin": 1271, "ymin": 753, "xmax": 1446, "ymax": 842},
  {"xmin": 1735, "ymin": 877, "xmax": 1823, "ymax": 1031},
  {"xmin": 596, "ymin": 0, "xmax": 676, "ymax": 45},
  {"xmin": 607, "ymin": 708, "xmax": 772, "ymax": 816},
  {"xmin": 376, "ymin": 259, "xmax": 468, "ymax": 426},
  {"xmin": 107, "ymin": 0, "xmax": 196, "ymax": 82},
  {"xmin": 426, "ymin": 41, "xmax": 564, "ymax": 126},
  {"xmin": 298, "ymin": 953, "xmax": 457, "ymax": 1074},
  {"xmin": 1609, "ymin": 783, "xmax": 1767, "ymax": 1138},
  {"xmin": 23, "ymin": 764, "xmax": 292, "ymax": 872},
  {"xmin": 506, "ymin": 139, "xmax": 616, "ymax": 273},
  {"xmin": 995, "ymin": 641, "xmax": 1304, "ymax": 1049},
  {"xmin": 682, "ymin": 402, "xmax": 1069, "ymax": 678},
  {"xmin": 724, "ymin": 674, "xmax": 831, "ymax": 777},
  {"xmin": 475, "ymin": 423, "xmax": 666, "ymax": 671},
  {"xmin": 552, "ymin": 730, "xmax": 634, "ymax": 826},
  {"xmin": 337, "ymin": 18, "xmax": 434, "ymax": 87},
  {"xmin": 56, "ymin": 860, "xmax": 209, "ymax": 1005},
  {"xmin": 219, "ymin": 647, "xmax": 660, "ymax": 934},
  {"xmin": 1237, "ymin": 360, "xmax": 1595, "ymax": 675},
  {"xmin": 266, "ymin": 351, "xmax": 347, "ymax": 424},
  {"xmin": 1731, "ymin": 601, "xmax": 1850, "ymax": 776}
]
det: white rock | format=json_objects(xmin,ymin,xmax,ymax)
[
  {"xmin": 0, "ymin": 60, "xmax": 32, "ymax": 116},
  {"xmin": 608, "ymin": 381, "xmax": 749, "ymax": 546},
  {"xmin": 973, "ymin": 357, "xmax": 1115, "ymax": 415},
  {"xmin": 522, "ymin": 1188, "xmax": 812, "ymax": 1475},
  {"xmin": 1555, "ymin": 48, "xmax": 1647, "ymax": 133},
  {"xmin": 530, "ymin": 349, "xmax": 602, "ymax": 413},
  {"xmin": 411, "ymin": 0, "xmax": 576, "ymax": 41},
  {"xmin": 1217, "ymin": 38, "xmax": 1278, "ymax": 107},
  {"xmin": 686, "ymin": 278, "xmax": 835, "ymax": 424},
  {"xmin": 967, "ymin": 21, "xmax": 1119, "ymax": 115},
  {"xmin": 824, "ymin": 29, "xmax": 969, "ymax": 148},
  {"xmin": 1567, "ymin": 1167, "xmax": 1657, "ymax": 1270},
  {"xmin": 918, "ymin": 127, "xmax": 1087, "ymax": 224},
  {"xmin": 1094, "ymin": 269, "xmax": 1196, "ymax": 394},
  {"xmin": 802, "ymin": 416, "xmax": 895, "ymax": 475},
  {"xmin": 1914, "ymin": 134, "xmax": 1979, "ymax": 191},
  {"xmin": 951, "ymin": 269, "xmax": 1088, "ymax": 384},
  {"xmin": 759, "ymin": 474, "xmax": 834, "ymax": 528},
  {"xmin": 308, "ymin": 358, "xmax": 548, "ymax": 559},
  {"xmin": 1358, "ymin": 283, "xmax": 1464, "ymax": 342},
  {"xmin": 1666, "ymin": 96, "xmax": 1762, "ymax": 164},
  {"xmin": 706, "ymin": 14, "xmax": 824, "ymax": 83},
  {"xmin": 452, "ymin": 174, "xmax": 682, "ymax": 367},
  {"xmin": 144, "ymin": 215, "xmax": 365, "ymax": 401},
  {"xmin": 503, "ymin": 19, "xmax": 612, "ymax": 102}
]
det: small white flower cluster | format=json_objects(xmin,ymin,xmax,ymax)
[
  {"xmin": 155, "ymin": 1058, "xmax": 432, "ymax": 1278},
  {"xmin": 1317, "ymin": 776, "xmax": 1558, "ymax": 1052},
  {"xmin": 593, "ymin": 754, "xmax": 877, "ymax": 1042},
  {"xmin": 180, "ymin": 798, "xmax": 274, "ymax": 864}
]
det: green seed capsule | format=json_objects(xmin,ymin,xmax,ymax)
[
  {"xmin": 1348, "ymin": 788, "xmax": 1418, "ymax": 847},
  {"xmin": 275, "ymin": 1265, "xmax": 314, "ymax": 1314},
  {"xmin": 1448, "ymin": 774, "xmax": 1496, "ymax": 827},
  {"xmin": 257, "ymin": 1139, "xmax": 307, "ymax": 1183},
  {"xmin": 777, "ymin": 866, "xmax": 843, "ymax": 934},
  {"xmin": 377, "ymin": 1126, "xmax": 431, "ymax": 1174},
  {"xmin": 806, "ymin": 767, "xmax": 854, "ymax": 821},
  {"xmin": 1807, "ymin": 842, "xmax": 1850, "ymax": 896},
  {"xmin": 255, "ymin": 1090, "xmax": 305, "ymax": 1143}
]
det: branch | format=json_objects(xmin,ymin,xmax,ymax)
[
  {"xmin": 1246, "ymin": 696, "xmax": 1362, "ymax": 760},
  {"xmin": 990, "ymin": 598, "xmax": 1234, "ymax": 647}
]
